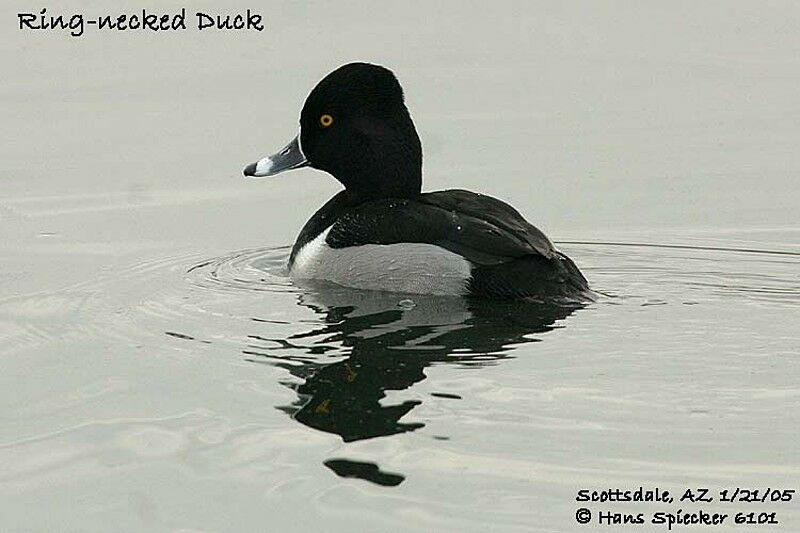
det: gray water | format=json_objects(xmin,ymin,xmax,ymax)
[{"xmin": 2, "ymin": 2, "xmax": 800, "ymax": 532}]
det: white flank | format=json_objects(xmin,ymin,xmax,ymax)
[{"xmin": 291, "ymin": 228, "xmax": 471, "ymax": 295}]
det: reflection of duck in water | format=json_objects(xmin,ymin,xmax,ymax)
[{"xmin": 246, "ymin": 284, "xmax": 581, "ymax": 444}]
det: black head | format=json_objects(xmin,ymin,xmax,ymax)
[{"xmin": 243, "ymin": 63, "xmax": 422, "ymax": 201}]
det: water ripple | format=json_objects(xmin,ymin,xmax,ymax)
[{"xmin": 185, "ymin": 246, "xmax": 295, "ymax": 294}]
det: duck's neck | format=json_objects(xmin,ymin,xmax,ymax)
[
  {"xmin": 335, "ymin": 112, "xmax": 423, "ymax": 203},
  {"xmin": 343, "ymin": 165, "xmax": 422, "ymax": 203}
]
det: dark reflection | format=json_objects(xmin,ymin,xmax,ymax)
[
  {"xmin": 245, "ymin": 284, "xmax": 582, "ymax": 444},
  {"xmin": 324, "ymin": 459, "xmax": 405, "ymax": 487}
]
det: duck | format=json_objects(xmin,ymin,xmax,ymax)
[{"xmin": 243, "ymin": 62, "xmax": 590, "ymax": 301}]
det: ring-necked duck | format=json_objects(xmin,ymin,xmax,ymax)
[{"xmin": 243, "ymin": 62, "xmax": 590, "ymax": 301}]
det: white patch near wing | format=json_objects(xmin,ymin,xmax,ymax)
[{"xmin": 291, "ymin": 228, "xmax": 471, "ymax": 295}]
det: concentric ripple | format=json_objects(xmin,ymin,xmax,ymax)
[{"xmin": 185, "ymin": 246, "xmax": 296, "ymax": 294}]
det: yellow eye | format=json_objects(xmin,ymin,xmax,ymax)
[{"xmin": 320, "ymin": 114, "xmax": 334, "ymax": 128}]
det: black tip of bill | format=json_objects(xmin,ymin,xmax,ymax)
[{"xmin": 242, "ymin": 162, "xmax": 258, "ymax": 177}]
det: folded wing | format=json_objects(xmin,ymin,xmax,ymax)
[{"xmin": 326, "ymin": 189, "xmax": 557, "ymax": 265}]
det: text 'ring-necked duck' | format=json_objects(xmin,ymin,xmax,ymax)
[{"xmin": 243, "ymin": 62, "xmax": 590, "ymax": 301}]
